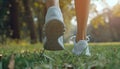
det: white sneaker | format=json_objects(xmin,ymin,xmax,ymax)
[
  {"xmin": 72, "ymin": 40, "xmax": 91, "ymax": 56},
  {"xmin": 43, "ymin": 6, "xmax": 65, "ymax": 50}
]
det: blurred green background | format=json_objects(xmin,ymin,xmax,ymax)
[{"xmin": 0, "ymin": 0, "xmax": 120, "ymax": 44}]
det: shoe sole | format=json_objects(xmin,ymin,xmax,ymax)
[{"xmin": 44, "ymin": 19, "xmax": 65, "ymax": 51}]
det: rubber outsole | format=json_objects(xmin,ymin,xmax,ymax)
[{"xmin": 44, "ymin": 19, "xmax": 65, "ymax": 51}]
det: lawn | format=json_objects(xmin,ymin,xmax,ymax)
[{"xmin": 0, "ymin": 42, "xmax": 120, "ymax": 69}]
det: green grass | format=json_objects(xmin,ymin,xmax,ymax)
[{"xmin": 0, "ymin": 42, "xmax": 120, "ymax": 69}]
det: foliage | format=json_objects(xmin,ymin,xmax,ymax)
[
  {"xmin": 0, "ymin": 42, "xmax": 120, "ymax": 69},
  {"xmin": 0, "ymin": 0, "xmax": 74, "ymax": 43},
  {"xmin": 91, "ymin": 15, "xmax": 105, "ymax": 29},
  {"xmin": 0, "ymin": 0, "xmax": 120, "ymax": 43},
  {"xmin": 112, "ymin": 3, "xmax": 120, "ymax": 17},
  {"xmin": 88, "ymin": 3, "xmax": 120, "ymax": 42},
  {"xmin": 90, "ymin": 2, "xmax": 120, "ymax": 29},
  {"xmin": 60, "ymin": 0, "xmax": 75, "ymax": 41}
]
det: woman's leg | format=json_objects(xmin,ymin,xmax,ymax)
[
  {"xmin": 72, "ymin": 0, "xmax": 91, "ymax": 56},
  {"xmin": 75, "ymin": 0, "xmax": 90, "ymax": 42}
]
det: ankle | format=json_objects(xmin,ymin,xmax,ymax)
[
  {"xmin": 76, "ymin": 38, "xmax": 86, "ymax": 43},
  {"xmin": 45, "ymin": 0, "xmax": 59, "ymax": 9}
]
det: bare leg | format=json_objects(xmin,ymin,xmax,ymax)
[
  {"xmin": 75, "ymin": 0, "xmax": 90, "ymax": 42},
  {"xmin": 72, "ymin": 0, "xmax": 91, "ymax": 56}
]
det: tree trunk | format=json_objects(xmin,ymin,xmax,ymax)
[
  {"xmin": 38, "ymin": 14, "xmax": 44, "ymax": 43},
  {"xmin": 37, "ymin": 7, "xmax": 46, "ymax": 43},
  {"xmin": 23, "ymin": 0, "xmax": 37, "ymax": 44},
  {"xmin": 9, "ymin": 0, "xmax": 20, "ymax": 39}
]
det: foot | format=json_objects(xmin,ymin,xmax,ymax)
[
  {"xmin": 72, "ymin": 40, "xmax": 91, "ymax": 56},
  {"xmin": 43, "ymin": 6, "xmax": 65, "ymax": 51}
]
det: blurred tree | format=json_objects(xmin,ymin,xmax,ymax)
[
  {"xmin": 91, "ymin": 15, "xmax": 105, "ymax": 29},
  {"xmin": 32, "ymin": 0, "xmax": 46, "ymax": 43},
  {"xmin": 109, "ymin": 15, "xmax": 120, "ymax": 41},
  {"xmin": 87, "ymin": 23, "xmax": 112, "ymax": 42},
  {"xmin": 60, "ymin": 0, "xmax": 75, "ymax": 42},
  {"xmin": 112, "ymin": 3, "xmax": 120, "ymax": 17},
  {"xmin": 23, "ymin": 0, "xmax": 37, "ymax": 44},
  {"xmin": 88, "ymin": 3, "xmax": 120, "ymax": 42},
  {"xmin": 0, "ymin": 0, "xmax": 10, "ymax": 44},
  {"xmin": 9, "ymin": 0, "xmax": 20, "ymax": 39},
  {"xmin": 105, "ymin": 3, "xmax": 120, "ymax": 41},
  {"xmin": 1, "ymin": 0, "xmax": 120, "ymax": 43}
]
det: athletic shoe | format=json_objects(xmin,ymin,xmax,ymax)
[
  {"xmin": 72, "ymin": 40, "xmax": 91, "ymax": 56},
  {"xmin": 43, "ymin": 6, "xmax": 65, "ymax": 50}
]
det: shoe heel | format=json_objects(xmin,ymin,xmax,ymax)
[{"xmin": 44, "ymin": 19, "xmax": 65, "ymax": 50}]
